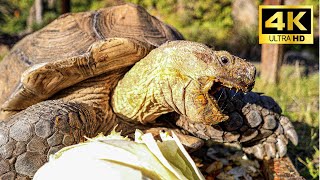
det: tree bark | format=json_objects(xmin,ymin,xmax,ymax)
[
  {"xmin": 26, "ymin": 4, "xmax": 36, "ymax": 32},
  {"xmin": 61, "ymin": 0, "xmax": 71, "ymax": 14},
  {"xmin": 260, "ymin": 0, "xmax": 284, "ymax": 84},
  {"xmin": 261, "ymin": 44, "xmax": 284, "ymax": 84},
  {"xmin": 48, "ymin": 0, "xmax": 56, "ymax": 9},
  {"xmin": 35, "ymin": 0, "xmax": 43, "ymax": 24}
]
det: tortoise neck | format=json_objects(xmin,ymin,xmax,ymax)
[{"xmin": 111, "ymin": 70, "xmax": 194, "ymax": 124}]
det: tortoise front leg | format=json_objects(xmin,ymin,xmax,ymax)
[
  {"xmin": 0, "ymin": 100, "xmax": 106, "ymax": 179},
  {"xmin": 176, "ymin": 91, "xmax": 298, "ymax": 160},
  {"xmin": 0, "ymin": 38, "xmax": 152, "ymax": 119}
]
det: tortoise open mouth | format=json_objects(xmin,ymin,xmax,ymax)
[
  {"xmin": 209, "ymin": 78, "xmax": 254, "ymax": 94},
  {"xmin": 207, "ymin": 78, "xmax": 254, "ymax": 112}
]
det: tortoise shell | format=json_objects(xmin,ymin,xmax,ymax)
[{"xmin": 0, "ymin": 4, "xmax": 183, "ymax": 119}]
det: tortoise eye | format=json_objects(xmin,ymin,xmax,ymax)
[{"xmin": 220, "ymin": 56, "xmax": 229, "ymax": 65}]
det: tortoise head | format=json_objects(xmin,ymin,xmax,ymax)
[
  {"xmin": 200, "ymin": 50, "xmax": 256, "ymax": 94},
  {"xmin": 112, "ymin": 40, "xmax": 256, "ymax": 125},
  {"xmin": 161, "ymin": 41, "xmax": 256, "ymax": 124}
]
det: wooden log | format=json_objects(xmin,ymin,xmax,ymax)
[{"xmin": 262, "ymin": 156, "xmax": 305, "ymax": 180}]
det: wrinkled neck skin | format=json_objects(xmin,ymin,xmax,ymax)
[{"xmin": 111, "ymin": 43, "xmax": 229, "ymax": 125}]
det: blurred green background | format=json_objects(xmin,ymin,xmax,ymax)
[{"xmin": 0, "ymin": 0, "xmax": 318, "ymax": 178}]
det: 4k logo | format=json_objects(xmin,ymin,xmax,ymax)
[{"xmin": 259, "ymin": 5, "xmax": 313, "ymax": 44}]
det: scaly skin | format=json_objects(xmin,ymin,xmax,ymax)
[
  {"xmin": 0, "ymin": 41, "xmax": 298, "ymax": 179},
  {"xmin": 175, "ymin": 89, "xmax": 298, "ymax": 160},
  {"xmin": 0, "ymin": 91, "xmax": 298, "ymax": 179},
  {"xmin": 112, "ymin": 41, "xmax": 256, "ymax": 125},
  {"xmin": 112, "ymin": 40, "xmax": 297, "ymax": 161}
]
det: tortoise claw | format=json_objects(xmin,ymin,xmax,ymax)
[
  {"xmin": 264, "ymin": 142, "xmax": 276, "ymax": 159},
  {"xmin": 285, "ymin": 128, "xmax": 298, "ymax": 146},
  {"xmin": 276, "ymin": 136, "xmax": 288, "ymax": 157},
  {"xmin": 280, "ymin": 116, "xmax": 298, "ymax": 146}
]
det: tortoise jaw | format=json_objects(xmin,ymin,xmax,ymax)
[
  {"xmin": 208, "ymin": 79, "xmax": 248, "ymax": 97},
  {"xmin": 211, "ymin": 78, "xmax": 254, "ymax": 94},
  {"xmin": 207, "ymin": 78, "xmax": 254, "ymax": 118}
]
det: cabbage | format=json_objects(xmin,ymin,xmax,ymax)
[{"xmin": 33, "ymin": 129, "xmax": 205, "ymax": 180}]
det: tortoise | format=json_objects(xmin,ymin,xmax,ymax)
[{"xmin": 0, "ymin": 4, "xmax": 298, "ymax": 179}]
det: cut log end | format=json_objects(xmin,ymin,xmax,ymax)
[{"xmin": 262, "ymin": 156, "xmax": 304, "ymax": 180}]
